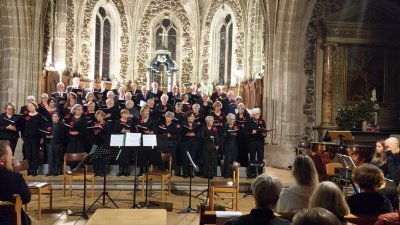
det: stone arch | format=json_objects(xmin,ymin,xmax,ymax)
[
  {"xmin": 201, "ymin": 0, "xmax": 245, "ymax": 83},
  {"xmin": 79, "ymin": 0, "xmax": 129, "ymax": 81},
  {"xmin": 135, "ymin": 0, "xmax": 193, "ymax": 87}
]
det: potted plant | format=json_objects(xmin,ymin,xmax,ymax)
[{"xmin": 336, "ymin": 100, "xmax": 376, "ymax": 131}]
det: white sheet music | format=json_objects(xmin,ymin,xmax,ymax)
[
  {"xmin": 110, "ymin": 134, "xmax": 125, "ymax": 146},
  {"xmin": 125, "ymin": 133, "xmax": 142, "ymax": 146},
  {"xmin": 143, "ymin": 134, "xmax": 157, "ymax": 147}
]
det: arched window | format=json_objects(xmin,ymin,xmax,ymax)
[
  {"xmin": 218, "ymin": 15, "xmax": 233, "ymax": 86},
  {"xmin": 94, "ymin": 7, "xmax": 111, "ymax": 81},
  {"xmin": 154, "ymin": 19, "xmax": 177, "ymax": 60}
]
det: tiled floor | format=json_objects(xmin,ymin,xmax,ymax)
[{"xmin": 24, "ymin": 166, "xmax": 293, "ymax": 225}]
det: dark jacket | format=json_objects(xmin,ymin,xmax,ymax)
[
  {"xmin": 386, "ymin": 151, "xmax": 400, "ymax": 183},
  {"xmin": 225, "ymin": 209, "xmax": 291, "ymax": 225},
  {"xmin": 0, "ymin": 167, "xmax": 31, "ymax": 225},
  {"xmin": 347, "ymin": 192, "xmax": 393, "ymax": 215}
]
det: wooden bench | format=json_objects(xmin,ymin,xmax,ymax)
[{"xmin": 200, "ymin": 211, "xmax": 379, "ymax": 225}]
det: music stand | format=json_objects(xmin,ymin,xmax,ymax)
[
  {"xmin": 68, "ymin": 153, "xmax": 93, "ymax": 220},
  {"xmin": 88, "ymin": 146, "xmax": 121, "ymax": 210},
  {"xmin": 138, "ymin": 134, "xmax": 162, "ymax": 208},
  {"xmin": 178, "ymin": 151, "xmax": 199, "ymax": 214},
  {"xmin": 328, "ymin": 131, "xmax": 354, "ymax": 154},
  {"xmin": 335, "ymin": 153, "xmax": 358, "ymax": 195}
]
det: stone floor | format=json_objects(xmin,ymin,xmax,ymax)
[{"xmin": 23, "ymin": 166, "xmax": 293, "ymax": 225}]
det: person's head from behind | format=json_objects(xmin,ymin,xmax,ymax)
[
  {"xmin": 0, "ymin": 141, "xmax": 13, "ymax": 171},
  {"xmin": 292, "ymin": 155, "xmax": 319, "ymax": 186},
  {"xmin": 309, "ymin": 181, "xmax": 350, "ymax": 217},
  {"xmin": 251, "ymin": 173, "xmax": 282, "ymax": 209},
  {"xmin": 293, "ymin": 208, "xmax": 341, "ymax": 225},
  {"xmin": 352, "ymin": 163, "xmax": 384, "ymax": 192}
]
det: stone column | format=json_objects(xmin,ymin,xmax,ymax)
[{"xmin": 321, "ymin": 43, "xmax": 336, "ymax": 126}]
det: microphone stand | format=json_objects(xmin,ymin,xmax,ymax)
[{"xmin": 178, "ymin": 151, "xmax": 199, "ymax": 213}]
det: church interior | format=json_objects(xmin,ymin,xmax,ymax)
[{"xmin": 1, "ymin": 0, "xmax": 400, "ymax": 224}]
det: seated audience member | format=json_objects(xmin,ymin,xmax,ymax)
[
  {"xmin": 347, "ymin": 163, "xmax": 393, "ymax": 215},
  {"xmin": 309, "ymin": 181, "xmax": 350, "ymax": 225},
  {"xmin": 371, "ymin": 140, "xmax": 388, "ymax": 175},
  {"xmin": 292, "ymin": 208, "xmax": 341, "ymax": 225},
  {"xmin": 385, "ymin": 137, "xmax": 400, "ymax": 184},
  {"xmin": 276, "ymin": 155, "xmax": 319, "ymax": 213},
  {"xmin": 0, "ymin": 140, "xmax": 31, "ymax": 225},
  {"xmin": 374, "ymin": 212, "xmax": 399, "ymax": 225},
  {"xmin": 225, "ymin": 174, "xmax": 291, "ymax": 225}
]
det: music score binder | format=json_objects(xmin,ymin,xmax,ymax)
[{"xmin": 110, "ymin": 133, "xmax": 142, "ymax": 147}]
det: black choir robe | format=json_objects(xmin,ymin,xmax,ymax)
[{"xmin": 199, "ymin": 126, "xmax": 219, "ymax": 178}]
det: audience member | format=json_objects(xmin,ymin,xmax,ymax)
[
  {"xmin": 292, "ymin": 208, "xmax": 341, "ymax": 225},
  {"xmin": 225, "ymin": 173, "xmax": 291, "ymax": 225},
  {"xmin": 347, "ymin": 163, "xmax": 393, "ymax": 215},
  {"xmin": 309, "ymin": 181, "xmax": 350, "ymax": 225},
  {"xmin": 0, "ymin": 140, "xmax": 31, "ymax": 225},
  {"xmin": 276, "ymin": 155, "xmax": 319, "ymax": 213}
]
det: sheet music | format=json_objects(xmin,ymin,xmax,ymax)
[
  {"xmin": 125, "ymin": 133, "xmax": 141, "ymax": 146},
  {"xmin": 110, "ymin": 134, "xmax": 125, "ymax": 146},
  {"xmin": 143, "ymin": 134, "xmax": 157, "ymax": 147}
]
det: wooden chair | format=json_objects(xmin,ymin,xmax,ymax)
[
  {"xmin": 13, "ymin": 160, "xmax": 52, "ymax": 220},
  {"xmin": 326, "ymin": 162, "xmax": 343, "ymax": 178},
  {"xmin": 63, "ymin": 153, "xmax": 94, "ymax": 198},
  {"xmin": 0, "ymin": 194, "xmax": 22, "ymax": 225},
  {"xmin": 141, "ymin": 153, "xmax": 172, "ymax": 199},
  {"xmin": 209, "ymin": 162, "xmax": 240, "ymax": 211}
]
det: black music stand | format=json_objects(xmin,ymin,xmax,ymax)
[
  {"xmin": 88, "ymin": 146, "xmax": 121, "ymax": 210},
  {"xmin": 335, "ymin": 153, "xmax": 358, "ymax": 195},
  {"xmin": 328, "ymin": 131, "xmax": 354, "ymax": 155},
  {"xmin": 68, "ymin": 153, "xmax": 93, "ymax": 220},
  {"xmin": 178, "ymin": 151, "xmax": 199, "ymax": 214},
  {"xmin": 138, "ymin": 135, "xmax": 162, "ymax": 208}
]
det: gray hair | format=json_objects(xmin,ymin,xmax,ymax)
[
  {"xmin": 227, "ymin": 113, "xmax": 236, "ymax": 120},
  {"xmin": 205, "ymin": 116, "xmax": 214, "ymax": 123},
  {"xmin": 251, "ymin": 173, "xmax": 282, "ymax": 209},
  {"xmin": 107, "ymin": 91, "xmax": 115, "ymax": 98},
  {"xmin": 125, "ymin": 92, "xmax": 132, "ymax": 99},
  {"xmin": 250, "ymin": 108, "xmax": 261, "ymax": 117},
  {"xmin": 192, "ymin": 103, "xmax": 200, "ymax": 109},
  {"xmin": 165, "ymin": 111, "xmax": 174, "ymax": 118},
  {"xmin": 70, "ymin": 104, "xmax": 83, "ymax": 114},
  {"xmin": 175, "ymin": 102, "xmax": 183, "ymax": 109},
  {"xmin": 161, "ymin": 94, "xmax": 169, "ymax": 100},
  {"xmin": 26, "ymin": 95, "xmax": 36, "ymax": 102}
]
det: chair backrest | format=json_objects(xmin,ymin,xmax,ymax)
[
  {"xmin": 64, "ymin": 152, "xmax": 88, "ymax": 175},
  {"xmin": 326, "ymin": 162, "xmax": 343, "ymax": 177},
  {"xmin": 232, "ymin": 162, "xmax": 240, "ymax": 187},
  {"xmin": 162, "ymin": 153, "xmax": 172, "ymax": 170},
  {"xmin": 13, "ymin": 160, "xmax": 28, "ymax": 179},
  {"xmin": 0, "ymin": 194, "xmax": 22, "ymax": 225}
]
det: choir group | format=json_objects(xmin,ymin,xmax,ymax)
[{"xmin": 0, "ymin": 77, "xmax": 268, "ymax": 179}]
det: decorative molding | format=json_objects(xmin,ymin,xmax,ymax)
[
  {"xmin": 136, "ymin": 0, "xmax": 193, "ymax": 86},
  {"xmin": 248, "ymin": 0, "xmax": 257, "ymax": 79},
  {"xmin": 80, "ymin": 0, "xmax": 129, "ymax": 80},
  {"xmin": 66, "ymin": 0, "xmax": 75, "ymax": 72},
  {"xmin": 42, "ymin": 0, "xmax": 51, "ymax": 66},
  {"xmin": 201, "ymin": 0, "xmax": 245, "ymax": 81}
]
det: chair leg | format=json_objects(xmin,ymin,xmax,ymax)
[
  {"xmin": 91, "ymin": 177, "xmax": 94, "ymax": 198},
  {"xmin": 141, "ymin": 176, "xmax": 144, "ymax": 197},
  {"xmin": 167, "ymin": 176, "xmax": 171, "ymax": 195},
  {"xmin": 38, "ymin": 189, "xmax": 41, "ymax": 220},
  {"xmin": 161, "ymin": 178, "xmax": 164, "ymax": 199},
  {"xmin": 49, "ymin": 186, "xmax": 53, "ymax": 212},
  {"xmin": 209, "ymin": 188, "xmax": 214, "ymax": 211},
  {"xmin": 63, "ymin": 177, "xmax": 66, "ymax": 197},
  {"xmin": 69, "ymin": 177, "xmax": 72, "ymax": 197}
]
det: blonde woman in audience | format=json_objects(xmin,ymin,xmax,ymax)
[
  {"xmin": 276, "ymin": 155, "xmax": 319, "ymax": 213},
  {"xmin": 309, "ymin": 181, "xmax": 350, "ymax": 225}
]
